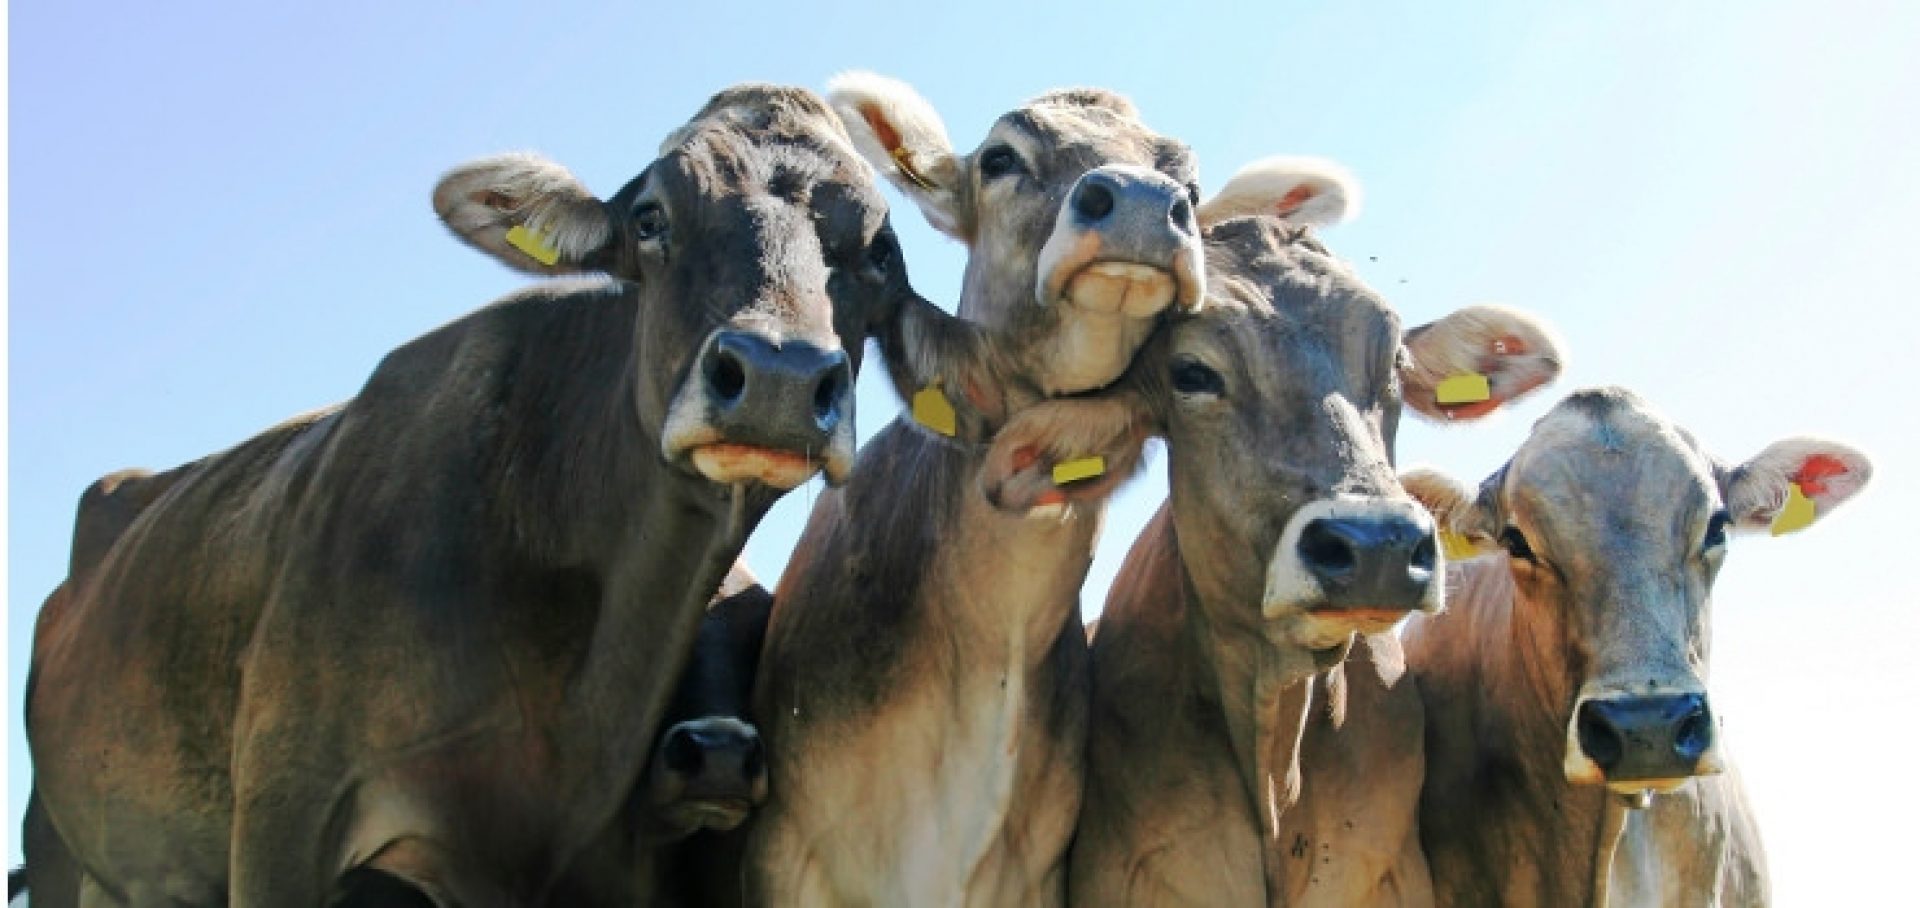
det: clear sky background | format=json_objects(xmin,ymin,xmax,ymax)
[{"xmin": 8, "ymin": 1, "xmax": 1916, "ymax": 901}]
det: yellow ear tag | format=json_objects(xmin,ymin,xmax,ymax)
[
  {"xmin": 505, "ymin": 224, "xmax": 561, "ymax": 266},
  {"xmin": 1052, "ymin": 455, "xmax": 1107, "ymax": 485},
  {"xmin": 1439, "ymin": 530, "xmax": 1479, "ymax": 561},
  {"xmin": 1770, "ymin": 483, "xmax": 1818, "ymax": 537},
  {"xmin": 912, "ymin": 383, "xmax": 957, "ymax": 437},
  {"xmin": 1435, "ymin": 373, "xmax": 1492, "ymax": 406}
]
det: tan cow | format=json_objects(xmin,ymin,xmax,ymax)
[
  {"xmin": 1390, "ymin": 386, "xmax": 1869, "ymax": 906},
  {"xmin": 985, "ymin": 195, "xmax": 1563, "ymax": 905},
  {"xmin": 743, "ymin": 74, "xmax": 1231, "ymax": 906}
]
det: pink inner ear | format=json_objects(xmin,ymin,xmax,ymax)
[
  {"xmin": 858, "ymin": 103, "xmax": 904, "ymax": 153},
  {"xmin": 1792, "ymin": 454, "xmax": 1851, "ymax": 495},
  {"xmin": 1275, "ymin": 184, "xmax": 1317, "ymax": 217},
  {"xmin": 1492, "ymin": 334, "xmax": 1528, "ymax": 356}
]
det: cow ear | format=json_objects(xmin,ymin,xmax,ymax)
[
  {"xmin": 1401, "ymin": 467, "xmax": 1501, "ymax": 557},
  {"xmin": 1196, "ymin": 157, "xmax": 1360, "ymax": 229},
  {"xmin": 433, "ymin": 153, "xmax": 614, "ymax": 275},
  {"xmin": 870, "ymin": 294, "xmax": 1021, "ymax": 444},
  {"xmin": 979, "ymin": 393, "xmax": 1154, "ymax": 516},
  {"xmin": 826, "ymin": 71, "xmax": 968, "ymax": 238},
  {"xmin": 1721, "ymin": 438, "xmax": 1872, "ymax": 536},
  {"xmin": 1400, "ymin": 304, "xmax": 1563, "ymax": 423}
]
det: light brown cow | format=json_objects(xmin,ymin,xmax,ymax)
[
  {"xmin": 987, "ymin": 193, "xmax": 1563, "ymax": 905},
  {"xmin": 1393, "ymin": 386, "xmax": 1869, "ymax": 906},
  {"xmin": 23, "ymin": 84, "xmax": 1014, "ymax": 908},
  {"xmin": 742, "ymin": 75, "xmax": 1230, "ymax": 906}
]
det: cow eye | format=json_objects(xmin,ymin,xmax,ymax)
[
  {"xmin": 1703, "ymin": 511, "xmax": 1730, "ymax": 551},
  {"xmin": 1170, "ymin": 357, "xmax": 1225, "ymax": 397},
  {"xmin": 632, "ymin": 202, "xmax": 669, "ymax": 242},
  {"xmin": 979, "ymin": 145, "xmax": 1023, "ymax": 180},
  {"xmin": 1499, "ymin": 526, "xmax": 1536, "ymax": 562},
  {"xmin": 866, "ymin": 230, "xmax": 899, "ymax": 278}
]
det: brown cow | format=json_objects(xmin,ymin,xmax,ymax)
[
  {"xmin": 23, "ymin": 84, "xmax": 1009, "ymax": 908},
  {"xmin": 982, "ymin": 186, "xmax": 1563, "ymax": 904},
  {"xmin": 743, "ymin": 75, "xmax": 1224, "ymax": 906},
  {"xmin": 1396, "ymin": 387, "xmax": 1869, "ymax": 906}
]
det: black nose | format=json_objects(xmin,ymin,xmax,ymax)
[
  {"xmin": 1576, "ymin": 693, "xmax": 1715, "ymax": 781},
  {"xmin": 1297, "ymin": 514, "xmax": 1436, "ymax": 609},
  {"xmin": 661, "ymin": 721, "xmax": 766, "ymax": 790},
  {"xmin": 697, "ymin": 329, "xmax": 851, "ymax": 442},
  {"xmin": 1068, "ymin": 168, "xmax": 1192, "ymax": 236}
]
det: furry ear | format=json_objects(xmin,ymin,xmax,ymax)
[
  {"xmin": 978, "ymin": 393, "xmax": 1154, "ymax": 517},
  {"xmin": 826, "ymin": 71, "xmax": 967, "ymax": 237},
  {"xmin": 1400, "ymin": 467, "xmax": 1501, "ymax": 557},
  {"xmin": 1196, "ymin": 156, "xmax": 1361, "ymax": 228},
  {"xmin": 1721, "ymin": 438, "xmax": 1872, "ymax": 536},
  {"xmin": 1401, "ymin": 304, "xmax": 1564, "ymax": 422},
  {"xmin": 432, "ymin": 153, "xmax": 613, "ymax": 275}
]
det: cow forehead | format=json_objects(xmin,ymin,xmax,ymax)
[
  {"xmin": 991, "ymin": 102, "xmax": 1195, "ymax": 181},
  {"xmin": 1505, "ymin": 392, "xmax": 1720, "ymax": 545},
  {"xmin": 1193, "ymin": 218, "xmax": 1398, "ymax": 344}
]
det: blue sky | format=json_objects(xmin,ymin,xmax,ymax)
[{"xmin": 9, "ymin": 1, "xmax": 1917, "ymax": 900}]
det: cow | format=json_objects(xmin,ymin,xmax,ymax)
[
  {"xmin": 22, "ymin": 83, "xmax": 1014, "ymax": 908},
  {"xmin": 742, "ymin": 74, "xmax": 1223, "ymax": 906},
  {"xmin": 977, "ymin": 189, "xmax": 1563, "ymax": 904},
  {"xmin": 1394, "ymin": 386, "xmax": 1869, "ymax": 906}
]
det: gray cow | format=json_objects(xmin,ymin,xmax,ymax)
[
  {"xmin": 23, "ymin": 84, "xmax": 1007, "ymax": 908},
  {"xmin": 1395, "ymin": 387, "xmax": 1869, "ymax": 906}
]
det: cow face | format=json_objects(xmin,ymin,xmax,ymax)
[
  {"xmin": 434, "ymin": 85, "xmax": 910, "ymax": 490},
  {"xmin": 1404, "ymin": 388, "xmax": 1871, "ymax": 792},
  {"xmin": 829, "ymin": 73, "xmax": 1209, "ymax": 396},
  {"xmin": 981, "ymin": 160, "xmax": 1561, "ymax": 656},
  {"xmin": 643, "ymin": 578, "xmax": 773, "ymax": 838}
]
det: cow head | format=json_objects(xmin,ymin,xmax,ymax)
[
  {"xmin": 829, "ymin": 73, "xmax": 1209, "ymax": 397},
  {"xmin": 1403, "ymin": 387, "xmax": 1871, "ymax": 793},
  {"xmin": 435, "ymin": 85, "xmax": 921, "ymax": 490},
  {"xmin": 643, "ymin": 568, "xmax": 773, "ymax": 837},
  {"xmin": 984, "ymin": 161, "xmax": 1560, "ymax": 657}
]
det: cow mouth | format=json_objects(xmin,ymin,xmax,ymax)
[
  {"xmin": 689, "ymin": 443, "xmax": 824, "ymax": 490},
  {"xmin": 666, "ymin": 797, "xmax": 755, "ymax": 832},
  {"xmin": 1057, "ymin": 261, "xmax": 1181, "ymax": 316},
  {"xmin": 1303, "ymin": 606, "xmax": 1417, "ymax": 635}
]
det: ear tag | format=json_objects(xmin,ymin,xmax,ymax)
[
  {"xmin": 1435, "ymin": 373, "xmax": 1492, "ymax": 406},
  {"xmin": 1052, "ymin": 455, "xmax": 1106, "ymax": 485},
  {"xmin": 912, "ymin": 382, "xmax": 957, "ymax": 437},
  {"xmin": 1439, "ymin": 530, "xmax": 1479, "ymax": 561},
  {"xmin": 890, "ymin": 146, "xmax": 937, "ymax": 191},
  {"xmin": 1770, "ymin": 483, "xmax": 1818, "ymax": 537},
  {"xmin": 505, "ymin": 224, "xmax": 561, "ymax": 266}
]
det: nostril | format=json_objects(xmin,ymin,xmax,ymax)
[
  {"xmin": 742, "ymin": 735, "xmax": 765, "ymax": 780},
  {"xmin": 812, "ymin": 362, "xmax": 848, "ymax": 428},
  {"xmin": 705, "ymin": 346, "xmax": 747, "ymax": 405},
  {"xmin": 1673, "ymin": 699, "xmax": 1713, "ymax": 761},
  {"xmin": 663, "ymin": 728, "xmax": 705, "ymax": 775},
  {"xmin": 1578, "ymin": 703, "xmax": 1625, "ymax": 772},
  {"xmin": 1170, "ymin": 196, "xmax": 1194, "ymax": 232},
  {"xmin": 1409, "ymin": 533, "xmax": 1437, "ymax": 574},
  {"xmin": 1297, "ymin": 520, "xmax": 1357, "ymax": 579},
  {"xmin": 1073, "ymin": 178, "xmax": 1116, "ymax": 222}
]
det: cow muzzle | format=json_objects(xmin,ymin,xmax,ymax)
[
  {"xmin": 649, "ymin": 716, "xmax": 768, "ymax": 832},
  {"xmin": 1035, "ymin": 164, "xmax": 1206, "ymax": 318},
  {"xmin": 1263, "ymin": 497, "xmax": 1441, "ymax": 650},
  {"xmin": 661, "ymin": 327, "xmax": 857, "ymax": 489},
  {"xmin": 1564, "ymin": 688, "xmax": 1723, "ymax": 793}
]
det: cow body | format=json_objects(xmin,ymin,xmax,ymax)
[
  {"xmin": 1054, "ymin": 209, "xmax": 1562, "ymax": 906},
  {"xmin": 24, "ymin": 84, "xmax": 985, "ymax": 907},
  {"xmin": 1399, "ymin": 387, "xmax": 1870, "ymax": 906},
  {"xmin": 745, "ymin": 76, "xmax": 1206, "ymax": 906}
]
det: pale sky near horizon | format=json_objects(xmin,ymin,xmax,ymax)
[{"xmin": 8, "ymin": 2, "xmax": 1918, "ymax": 901}]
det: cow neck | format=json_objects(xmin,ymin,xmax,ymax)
[
  {"xmin": 490, "ymin": 290, "xmax": 781, "ymax": 875},
  {"xmin": 1426, "ymin": 557, "xmax": 1619, "ymax": 900},
  {"xmin": 1166, "ymin": 521, "xmax": 1322, "ymax": 904}
]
